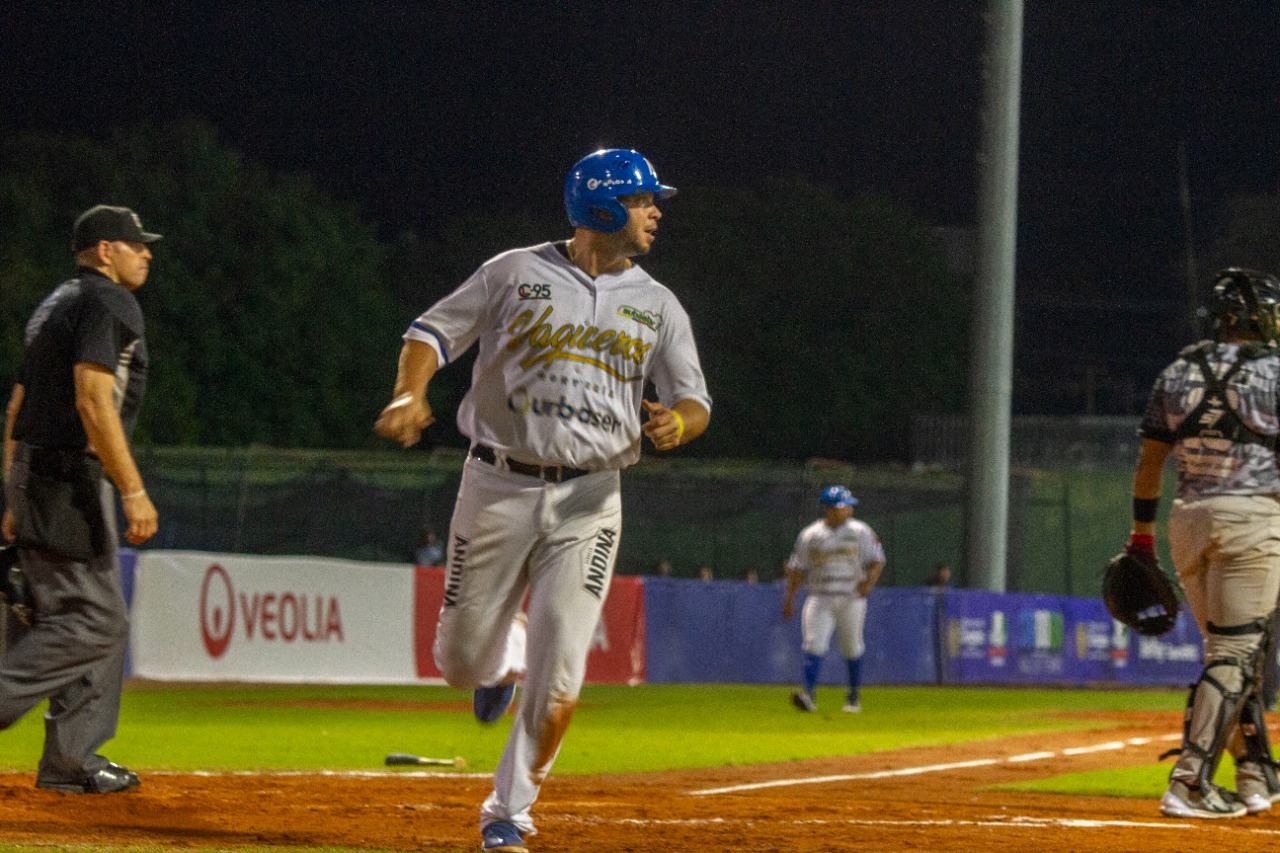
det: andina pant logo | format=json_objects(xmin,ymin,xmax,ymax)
[{"xmin": 199, "ymin": 563, "xmax": 345, "ymax": 659}]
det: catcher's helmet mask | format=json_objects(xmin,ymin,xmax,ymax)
[
  {"xmin": 564, "ymin": 148, "xmax": 677, "ymax": 234},
  {"xmin": 1212, "ymin": 267, "xmax": 1280, "ymax": 343}
]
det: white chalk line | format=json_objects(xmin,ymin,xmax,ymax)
[
  {"xmin": 559, "ymin": 814, "xmax": 1280, "ymax": 835},
  {"xmin": 689, "ymin": 732, "xmax": 1182, "ymax": 796},
  {"xmin": 146, "ymin": 769, "xmax": 491, "ymax": 779}
]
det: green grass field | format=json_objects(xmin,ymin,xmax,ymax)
[
  {"xmin": 0, "ymin": 683, "xmax": 1185, "ymax": 777},
  {"xmin": 0, "ymin": 682, "xmax": 1201, "ymax": 853}
]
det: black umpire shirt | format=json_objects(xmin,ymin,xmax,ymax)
[{"xmin": 13, "ymin": 268, "xmax": 148, "ymax": 451}]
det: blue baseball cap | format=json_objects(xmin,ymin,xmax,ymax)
[{"xmin": 819, "ymin": 486, "xmax": 858, "ymax": 508}]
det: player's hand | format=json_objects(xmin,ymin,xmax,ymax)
[
  {"xmin": 121, "ymin": 491, "xmax": 158, "ymax": 545},
  {"xmin": 641, "ymin": 400, "xmax": 683, "ymax": 451},
  {"xmin": 375, "ymin": 394, "xmax": 435, "ymax": 448},
  {"xmin": 857, "ymin": 580, "xmax": 874, "ymax": 597},
  {"xmin": 781, "ymin": 598, "xmax": 794, "ymax": 621},
  {"xmin": 1, "ymin": 508, "xmax": 13, "ymax": 543}
]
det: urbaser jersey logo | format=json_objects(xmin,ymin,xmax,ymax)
[
  {"xmin": 617, "ymin": 305, "xmax": 661, "ymax": 331},
  {"xmin": 199, "ymin": 563, "xmax": 345, "ymax": 659}
]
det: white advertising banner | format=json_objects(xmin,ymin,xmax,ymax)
[{"xmin": 132, "ymin": 551, "xmax": 432, "ymax": 684}]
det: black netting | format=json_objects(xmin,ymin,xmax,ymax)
[{"xmin": 126, "ymin": 447, "xmax": 965, "ymax": 587}]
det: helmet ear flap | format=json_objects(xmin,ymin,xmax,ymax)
[{"xmin": 584, "ymin": 201, "xmax": 628, "ymax": 234}]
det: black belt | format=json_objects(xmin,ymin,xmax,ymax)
[{"xmin": 470, "ymin": 444, "xmax": 590, "ymax": 484}]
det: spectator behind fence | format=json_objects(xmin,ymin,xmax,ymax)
[
  {"xmin": 925, "ymin": 562, "xmax": 954, "ymax": 590},
  {"xmin": 411, "ymin": 527, "xmax": 444, "ymax": 566}
]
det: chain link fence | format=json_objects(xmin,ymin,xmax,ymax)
[
  {"xmin": 131, "ymin": 446, "xmax": 964, "ymax": 586},
  {"xmin": 123, "ymin": 416, "xmax": 1145, "ymax": 594}
]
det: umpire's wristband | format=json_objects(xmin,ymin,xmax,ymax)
[{"xmin": 1132, "ymin": 497, "xmax": 1159, "ymax": 524}]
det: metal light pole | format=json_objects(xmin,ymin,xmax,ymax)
[{"xmin": 965, "ymin": 0, "xmax": 1023, "ymax": 592}]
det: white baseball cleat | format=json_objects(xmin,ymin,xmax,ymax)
[
  {"xmin": 1242, "ymin": 793, "xmax": 1272, "ymax": 814},
  {"xmin": 1160, "ymin": 780, "xmax": 1246, "ymax": 819}
]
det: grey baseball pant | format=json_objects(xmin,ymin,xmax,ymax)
[{"xmin": 0, "ymin": 468, "xmax": 129, "ymax": 785}]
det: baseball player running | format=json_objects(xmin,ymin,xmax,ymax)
[
  {"xmin": 375, "ymin": 148, "xmax": 711, "ymax": 853},
  {"xmin": 1129, "ymin": 268, "xmax": 1280, "ymax": 819},
  {"xmin": 782, "ymin": 486, "xmax": 884, "ymax": 713}
]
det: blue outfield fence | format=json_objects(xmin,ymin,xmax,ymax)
[
  {"xmin": 118, "ymin": 551, "xmax": 1202, "ymax": 687},
  {"xmin": 643, "ymin": 579, "xmax": 1203, "ymax": 688}
]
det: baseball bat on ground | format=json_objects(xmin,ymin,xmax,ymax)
[{"xmin": 385, "ymin": 753, "xmax": 466, "ymax": 768}]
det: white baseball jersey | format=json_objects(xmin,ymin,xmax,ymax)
[
  {"xmin": 788, "ymin": 518, "xmax": 885, "ymax": 596},
  {"xmin": 404, "ymin": 241, "xmax": 711, "ymax": 469}
]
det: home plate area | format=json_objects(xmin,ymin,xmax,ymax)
[{"xmin": 1, "ymin": 714, "xmax": 1280, "ymax": 852}]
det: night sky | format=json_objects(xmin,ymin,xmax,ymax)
[{"xmin": 5, "ymin": 1, "xmax": 1280, "ymax": 412}]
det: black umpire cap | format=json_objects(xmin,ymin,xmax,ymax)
[{"xmin": 72, "ymin": 205, "xmax": 163, "ymax": 252}]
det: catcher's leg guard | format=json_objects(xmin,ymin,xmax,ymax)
[
  {"xmin": 1169, "ymin": 618, "xmax": 1268, "ymax": 791},
  {"xmin": 1236, "ymin": 691, "xmax": 1280, "ymax": 794},
  {"xmin": 1234, "ymin": 616, "xmax": 1280, "ymax": 804}
]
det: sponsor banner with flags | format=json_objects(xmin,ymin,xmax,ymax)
[{"xmin": 938, "ymin": 589, "xmax": 1202, "ymax": 686}]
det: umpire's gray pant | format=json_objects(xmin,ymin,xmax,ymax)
[{"xmin": 0, "ymin": 469, "xmax": 129, "ymax": 785}]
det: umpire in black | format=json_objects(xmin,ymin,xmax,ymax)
[{"xmin": 0, "ymin": 205, "xmax": 160, "ymax": 793}]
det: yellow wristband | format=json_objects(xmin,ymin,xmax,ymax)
[{"xmin": 671, "ymin": 410, "xmax": 685, "ymax": 444}]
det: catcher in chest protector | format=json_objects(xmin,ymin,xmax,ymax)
[{"xmin": 1123, "ymin": 268, "xmax": 1280, "ymax": 820}]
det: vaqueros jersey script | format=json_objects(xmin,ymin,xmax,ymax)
[
  {"xmin": 788, "ymin": 519, "xmax": 885, "ymax": 597},
  {"xmin": 405, "ymin": 243, "xmax": 711, "ymax": 470},
  {"xmin": 1139, "ymin": 341, "xmax": 1280, "ymax": 498}
]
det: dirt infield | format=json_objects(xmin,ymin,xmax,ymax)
[{"xmin": 2, "ymin": 711, "xmax": 1280, "ymax": 852}]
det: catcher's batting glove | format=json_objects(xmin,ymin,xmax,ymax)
[{"xmin": 1124, "ymin": 532, "xmax": 1157, "ymax": 562}]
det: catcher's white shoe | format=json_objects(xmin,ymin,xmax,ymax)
[
  {"xmin": 1235, "ymin": 760, "xmax": 1280, "ymax": 814},
  {"xmin": 790, "ymin": 690, "xmax": 816, "ymax": 712},
  {"xmin": 1160, "ymin": 780, "xmax": 1246, "ymax": 819},
  {"xmin": 842, "ymin": 701, "xmax": 861, "ymax": 713},
  {"xmin": 1242, "ymin": 793, "xmax": 1273, "ymax": 814}
]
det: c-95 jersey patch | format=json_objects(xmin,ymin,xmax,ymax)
[{"xmin": 518, "ymin": 282, "xmax": 552, "ymax": 300}]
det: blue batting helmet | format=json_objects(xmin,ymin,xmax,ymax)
[
  {"xmin": 564, "ymin": 148, "xmax": 677, "ymax": 234},
  {"xmin": 819, "ymin": 486, "xmax": 858, "ymax": 508}
]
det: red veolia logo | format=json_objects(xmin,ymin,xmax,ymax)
[
  {"xmin": 198, "ymin": 562, "xmax": 345, "ymax": 660},
  {"xmin": 200, "ymin": 563, "xmax": 235, "ymax": 659}
]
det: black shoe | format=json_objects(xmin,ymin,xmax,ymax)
[{"xmin": 37, "ymin": 762, "xmax": 140, "ymax": 794}]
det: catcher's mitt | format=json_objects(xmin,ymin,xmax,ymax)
[{"xmin": 1102, "ymin": 550, "xmax": 1180, "ymax": 636}]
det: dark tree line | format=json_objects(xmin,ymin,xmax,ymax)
[{"xmin": 1, "ymin": 121, "xmax": 971, "ymax": 461}]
